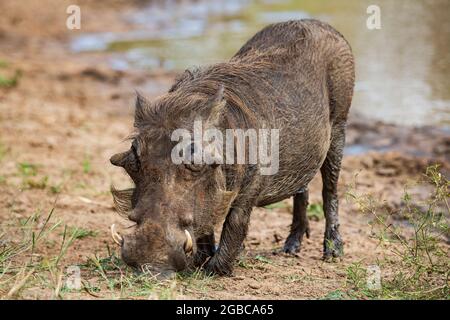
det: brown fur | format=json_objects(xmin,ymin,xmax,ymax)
[{"xmin": 111, "ymin": 19, "xmax": 355, "ymax": 276}]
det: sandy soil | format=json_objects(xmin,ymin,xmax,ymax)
[{"xmin": 0, "ymin": 1, "xmax": 448, "ymax": 299}]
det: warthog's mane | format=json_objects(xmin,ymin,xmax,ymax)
[{"xmin": 135, "ymin": 61, "xmax": 279, "ymax": 135}]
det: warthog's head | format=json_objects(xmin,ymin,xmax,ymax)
[{"xmin": 109, "ymin": 84, "xmax": 236, "ymax": 277}]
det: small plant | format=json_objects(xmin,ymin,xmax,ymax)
[
  {"xmin": 264, "ymin": 201, "xmax": 289, "ymax": 210},
  {"xmin": 254, "ymin": 254, "xmax": 272, "ymax": 264},
  {"xmin": 0, "ymin": 203, "xmax": 91, "ymax": 299},
  {"xmin": 307, "ymin": 203, "xmax": 324, "ymax": 221},
  {"xmin": 283, "ymin": 274, "xmax": 303, "ymax": 284},
  {"xmin": 237, "ymin": 256, "xmax": 251, "ymax": 269},
  {"xmin": 177, "ymin": 268, "xmax": 214, "ymax": 296},
  {"xmin": 82, "ymin": 156, "xmax": 91, "ymax": 174},
  {"xmin": 346, "ymin": 262, "xmax": 367, "ymax": 291},
  {"xmin": 0, "ymin": 60, "xmax": 9, "ymax": 68},
  {"xmin": 0, "ymin": 59, "xmax": 21, "ymax": 89},
  {"xmin": 81, "ymin": 248, "xmax": 187, "ymax": 299},
  {"xmin": 17, "ymin": 162, "xmax": 38, "ymax": 177},
  {"xmin": 25, "ymin": 176, "xmax": 49, "ymax": 190},
  {"xmin": 50, "ymin": 184, "xmax": 63, "ymax": 194},
  {"xmin": 346, "ymin": 165, "xmax": 449, "ymax": 299},
  {"xmin": 60, "ymin": 227, "xmax": 97, "ymax": 240},
  {"xmin": 322, "ymin": 289, "xmax": 350, "ymax": 300},
  {"xmin": 0, "ymin": 71, "xmax": 21, "ymax": 88}
]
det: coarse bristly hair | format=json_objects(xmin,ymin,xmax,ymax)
[
  {"xmin": 110, "ymin": 185, "xmax": 134, "ymax": 218},
  {"xmin": 133, "ymin": 61, "xmax": 277, "ymax": 134},
  {"xmin": 108, "ymin": 19, "xmax": 355, "ymax": 275}
]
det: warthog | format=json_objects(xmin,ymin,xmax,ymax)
[{"xmin": 110, "ymin": 19, "xmax": 355, "ymax": 277}]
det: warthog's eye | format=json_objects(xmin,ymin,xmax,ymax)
[
  {"xmin": 131, "ymin": 140, "xmax": 139, "ymax": 159},
  {"xmin": 129, "ymin": 140, "xmax": 141, "ymax": 171},
  {"xmin": 184, "ymin": 142, "xmax": 204, "ymax": 173}
]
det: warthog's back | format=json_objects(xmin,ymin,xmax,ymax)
[
  {"xmin": 228, "ymin": 19, "xmax": 355, "ymax": 205},
  {"xmin": 169, "ymin": 19, "xmax": 354, "ymax": 206}
]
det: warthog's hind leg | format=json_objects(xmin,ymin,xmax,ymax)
[
  {"xmin": 283, "ymin": 187, "xmax": 310, "ymax": 254},
  {"xmin": 321, "ymin": 123, "xmax": 345, "ymax": 260}
]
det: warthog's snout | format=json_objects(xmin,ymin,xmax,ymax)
[{"xmin": 110, "ymin": 223, "xmax": 194, "ymax": 277}]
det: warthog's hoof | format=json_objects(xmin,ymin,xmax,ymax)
[
  {"xmin": 282, "ymin": 228, "xmax": 309, "ymax": 255},
  {"xmin": 282, "ymin": 238, "xmax": 301, "ymax": 255},
  {"xmin": 204, "ymin": 256, "xmax": 233, "ymax": 276}
]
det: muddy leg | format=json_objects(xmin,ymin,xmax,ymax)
[
  {"xmin": 321, "ymin": 124, "xmax": 345, "ymax": 260},
  {"xmin": 193, "ymin": 233, "xmax": 216, "ymax": 267},
  {"xmin": 204, "ymin": 207, "xmax": 251, "ymax": 276},
  {"xmin": 283, "ymin": 187, "xmax": 310, "ymax": 254}
]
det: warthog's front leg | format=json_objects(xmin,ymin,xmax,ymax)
[
  {"xmin": 204, "ymin": 207, "xmax": 251, "ymax": 275},
  {"xmin": 193, "ymin": 233, "xmax": 216, "ymax": 267}
]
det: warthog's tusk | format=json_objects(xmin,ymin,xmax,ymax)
[
  {"xmin": 184, "ymin": 230, "xmax": 193, "ymax": 253},
  {"xmin": 110, "ymin": 224, "xmax": 123, "ymax": 246}
]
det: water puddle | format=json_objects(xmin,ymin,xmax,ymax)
[{"xmin": 71, "ymin": 0, "xmax": 450, "ymax": 128}]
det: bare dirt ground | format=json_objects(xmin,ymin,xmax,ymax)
[{"xmin": 0, "ymin": 1, "xmax": 448, "ymax": 300}]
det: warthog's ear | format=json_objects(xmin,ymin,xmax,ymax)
[
  {"xmin": 134, "ymin": 92, "xmax": 151, "ymax": 128},
  {"xmin": 205, "ymin": 84, "xmax": 227, "ymax": 127}
]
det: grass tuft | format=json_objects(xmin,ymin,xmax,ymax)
[
  {"xmin": 307, "ymin": 203, "xmax": 324, "ymax": 221},
  {"xmin": 345, "ymin": 165, "xmax": 449, "ymax": 299}
]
